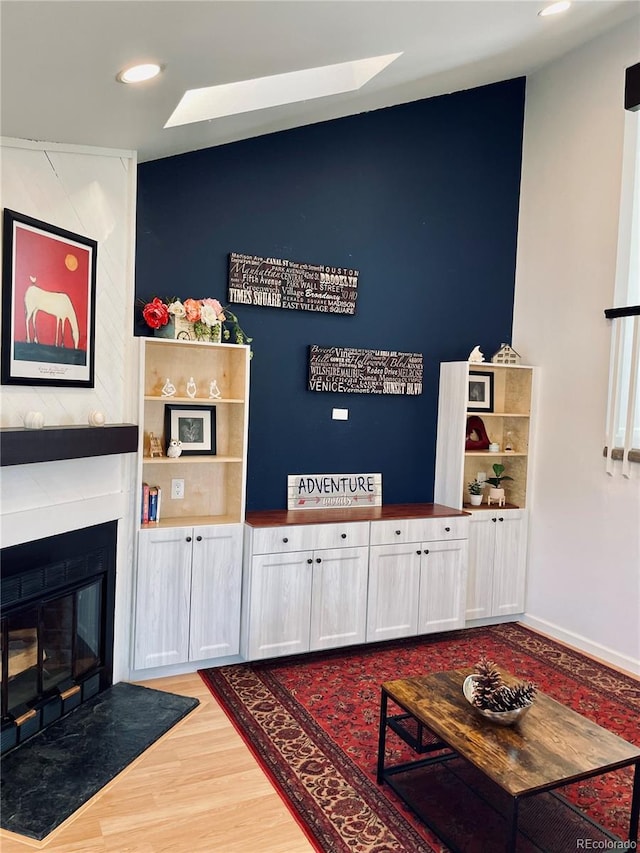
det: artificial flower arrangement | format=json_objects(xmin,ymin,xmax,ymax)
[{"xmin": 140, "ymin": 296, "xmax": 252, "ymax": 347}]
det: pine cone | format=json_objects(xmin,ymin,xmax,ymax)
[
  {"xmin": 484, "ymin": 682, "xmax": 537, "ymax": 712},
  {"xmin": 472, "ymin": 656, "xmax": 504, "ymax": 710}
]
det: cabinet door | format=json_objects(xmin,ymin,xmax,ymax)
[
  {"xmin": 247, "ymin": 552, "xmax": 313, "ymax": 660},
  {"xmin": 417, "ymin": 539, "xmax": 468, "ymax": 634},
  {"xmin": 492, "ymin": 511, "xmax": 527, "ymax": 616},
  {"xmin": 466, "ymin": 514, "xmax": 496, "ymax": 620},
  {"xmin": 189, "ymin": 524, "xmax": 243, "ymax": 661},
  {"xmin": 134, "ymin": 527, "xmax": 192, "ymax": 669},
  {"xmin": 309, "ymin": 546, "xmax": 369, "ymax": 651},
  {"xmin": 367, "ymin": 543, "xmax": 420, "ymax": 642}
]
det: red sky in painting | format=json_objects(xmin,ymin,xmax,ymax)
[{"xmin": 12, "ymin": 224, "xmax": 91, "ymax": 351}]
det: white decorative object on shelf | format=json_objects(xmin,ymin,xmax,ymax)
[
  {"xmin": 186, "ymin": 377, "xmax": 197, "ymax": 399},
  {"xmin": 23, "ymin": 411, "xmax": 45, "ymax": 430},
  {"xmin": 491, "ymin": 343, "xmax": 521, "ymax": 365},
  {"xmin": 468, "ymin": 345, "xmax": 485, "ymax": 363},
  {"xmin": 167, "ymin": 438, "xmax": 182, "ymax": 458},
  {"xmin": 161, "ymin": 378, "xmax": 176, "ymax": 397},
  {"xmin": 209, "ymin": 379, "xmax": 221, "ymax": 400},
  {"xmin": 88, "ymin": 410, "xmax": 105, "ymax": 426}
]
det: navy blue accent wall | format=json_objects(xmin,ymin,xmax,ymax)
[{"xmin": 136, "ymin": 78, "xmax": 526, "ymax": 511}]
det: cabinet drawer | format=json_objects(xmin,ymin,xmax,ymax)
[
  {"xmin": 369, "ymin": 516, "xmax": 468, "ymax": 546},
  {"xmin": 251, "ymin": 521, "xmax": 370, "ymax": 554}
]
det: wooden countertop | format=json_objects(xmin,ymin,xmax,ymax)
[{"xmin": 245, "ymin": 503, "xmax": 469, "ymax": 528}]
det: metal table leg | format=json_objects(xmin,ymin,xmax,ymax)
[
  {"xmin": 376, "ymin": 689, "xmax": 389, "ymax": 785},
  {"xmin": 506, "ymin": 796, "xmax": 519, "ymax": 853},
  {"xmin": 630, "ymin": 760, "xmax": 640, "ymax": 842}
]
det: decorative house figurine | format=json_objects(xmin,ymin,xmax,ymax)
[
  {"xmin": 161, "ymin": 378, "xmax": 176, "ymax": 397},
  {"xmin": 468, "ymin": 345, "xmax": 485, "ymax": 363},
  {"xmin": 167, "ymin": 438, "xmax": 182, "ymax": 458},
  {"xmin": 491, "ymin": 343, "xmax": 521, "ymax": 365},
  {"xmin": 148, "ymin": 433, "xmax": 163, "ymax": 457},
  {"xmin": 186, "ymin": 377, "xmax": 197, "ymax": 399},
  {"xmin": 209, "ymin": 379, "xmax": 221, "ymax": 400}
]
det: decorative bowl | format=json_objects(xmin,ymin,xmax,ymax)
[{"xmin": 463, "ymin": 675, "xmax": 532, "ymax": 727}]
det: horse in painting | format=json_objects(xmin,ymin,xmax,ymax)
[{"xmin": 24, "ymin": 284, "xmax": 80, "ymax": 349}]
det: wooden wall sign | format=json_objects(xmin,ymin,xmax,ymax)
[
  {"xmin": 287, "ymin": 473, "xmax": 382, "ymax": 510},
  {"xmin": 308, "ymin": 346, "xmax": 423, "ymax": 395},
  {"xmin": 228, "ymin": 252, "xmax": 358, "ymax": 315}
]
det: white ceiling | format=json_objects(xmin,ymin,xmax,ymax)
[{"xmin": 1, "ymin": 1, "xmax": 639, "ymax": 163}]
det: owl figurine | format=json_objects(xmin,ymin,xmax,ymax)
[{"xmin": 167, "ymin": 438, "xmax": 183, "ymax": 458}]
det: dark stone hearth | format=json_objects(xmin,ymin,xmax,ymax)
[{"xmin": 0, "ymin": 682, "xmax": 199, "ymax": 840}]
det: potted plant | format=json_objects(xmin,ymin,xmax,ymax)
[
  {"xmin": 486, "ymin": 463, "xmax": 513, "ymax": 506},
  {"xmin": 467, "ymin": 479, "xmax": 484, "ymax": 506}
]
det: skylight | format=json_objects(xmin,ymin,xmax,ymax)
[{"xmin": 164, "ymin": 53, "xmax": 402, "ymax": 129}]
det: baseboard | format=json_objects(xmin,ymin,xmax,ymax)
[{"xmin": 520, "ymin": 614, "xmax": 640, "ymax": 678}]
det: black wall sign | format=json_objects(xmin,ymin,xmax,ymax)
[
  {"xmin": 308, "ymin": 346, "xmax": 423, "ymax": 395},
  {"xmin": 228, "ymin": 252, "xmax": 358, "ymax": 314}
]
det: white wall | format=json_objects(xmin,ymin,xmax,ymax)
[
  {"xmin": 514, "ymin": 21, "xmax": 640, "ymax": 674},
  {"xmin": 0, "ymin": 138, "xmax": 139, "ymax": 682}
]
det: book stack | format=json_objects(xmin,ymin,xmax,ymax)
[{"xmin": 141, "ymin": 483, "xmax": 162, "ymax": 523}]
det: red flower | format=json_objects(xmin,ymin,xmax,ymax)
[{"xmin": 142, "ymin": 297, "xmax": 170, "ymax": 329}]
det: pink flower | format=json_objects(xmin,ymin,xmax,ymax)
[
  {"xmin": 142, "ymin": 298, "xmax": 170, "ymax": 329},
  {"xmin": 202, "ymin": 298, "xmax": 226, "ymax": 321},
  {"xmin": 183, "ymin": 298, "xmax": 202, "ymax": 322}
]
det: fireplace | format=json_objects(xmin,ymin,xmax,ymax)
[{"xmin": 1, "ymin": 521, "xmax": 117, "ymax": 754}]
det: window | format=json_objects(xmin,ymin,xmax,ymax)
[{"xmin": 605, "ymin": 66, "xmax": 640, "ymax": 476}]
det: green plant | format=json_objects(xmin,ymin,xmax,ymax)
[
  {"xmin": 486, "ymin": 463, "xmax": 513, "ymax": 489},
  {"xmin": 468, "ymin": 479, "xmax": 484, "ymax": 495}
]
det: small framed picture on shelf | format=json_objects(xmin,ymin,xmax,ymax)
[
  {"xmin": 467, "ymin": 371, "xmax": 494, "ymax": 412},
  {"xmin": 164, "ymin": 404, "xmax": 216, "ymax": 455}
]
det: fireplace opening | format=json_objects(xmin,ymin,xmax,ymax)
[{"xmin": 1, "ymin": 521, "xmax": 117, "ymax": 755}]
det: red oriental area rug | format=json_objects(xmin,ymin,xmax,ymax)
[{"xmin": 199, "ymin": 624, "xmax": 640, "ymax": 852}]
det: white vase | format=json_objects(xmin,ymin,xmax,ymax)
[
  {"xmin": 469, "ymin": 493, "xmax": 483, "ymax": 506},
  {"xmin": 487, "ymin": 487, "xmax": 505, "ymax": 506}
]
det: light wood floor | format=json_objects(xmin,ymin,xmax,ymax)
[{"xmin": 0, "ymin": 673, "xmax": 315, "ymax": 853}]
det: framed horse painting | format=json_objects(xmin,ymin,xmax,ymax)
[{"xmin": 1, "ymin": 209, "xmax": 97, "ymax": 387}]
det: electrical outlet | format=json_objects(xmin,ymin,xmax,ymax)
[{"xmin": 171, "ymin": 478, "xmax": 185, "ymax": 500}]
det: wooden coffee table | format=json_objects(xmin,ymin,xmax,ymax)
[{"xmin": 377, "ymin": 670, "xmax": 640, "ymax": 852}]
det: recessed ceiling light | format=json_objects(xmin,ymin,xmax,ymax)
[
  {"xmin": 538, "ymin": 1, "xmax": 571, "ymax": 17},
  {"xmin": 117, "ymin": 63, "xmax": 162, "ymax": 84},
  {"xmin": 164, "ymin": 53, "xmax": 402, "ymax": 129}
]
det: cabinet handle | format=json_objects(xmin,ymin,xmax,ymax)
[
  {"xmin": 282, "ymin": 537, "xmax": 289, "ymax": 543},
  {"xmin": 341, "ymin": 533, "xmax": 347, "ymax": 539},
  {"xmin": 315, "ymin": 557, "xmax": 322, "ymax": 563},
  {"xmin": 424, "ymin": 549, "xmax": 429, "ymax": 555},
  {"xmin": 307, "ymin": 558, "xmax": 313, "ymax": 564},
  {"xmin": 186, "ymin": 536, "xmax": 192, "ymax": 542},
  {"xmin": 395, "ymin": 530, "xmax": 401, "ymax": 536},
  {"xmin": 445, "ymin": 526, "xmax": 451, "ymax": 532},
  {"xmin": 196, "ymin": 535, "xmax": 202, "ymax": 541},
  {"xmin": 416, "ymin": 549, "xmax": 422, "ymax": 555},
  {"xmin": 491, "ymin": 518, "xmax": 497, "ymax": 523},
  {"xmin": 498, "ymin": 517, "xmax": 504, "ymax": 522}
]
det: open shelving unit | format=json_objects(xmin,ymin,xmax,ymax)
[
  {"xmin": 434, "ymin": 361, "xmax": 536, "ymax": 511},
  {"xmin": 138, "ymin": 337, "xmax": 250, "ymax": 527}
]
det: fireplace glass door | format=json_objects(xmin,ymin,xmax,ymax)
[{"xmin": 1, "ymin": 579, "xmax": 103, "ymax": 720}]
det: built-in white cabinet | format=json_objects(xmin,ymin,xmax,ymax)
[
  {"xmin": 241, "ymin": 521, "xmax": 369, "ymax": 660},
  {"xmin": 134, "ymin": 524, "xmax": 243, "ymax": 669},
  {"xmin": 367, "ymin": 517, "xmax": 468, "ymax": 642},
  {"xmin": 466, "ymin": 509, "xmax": 527, "ymax": 619},
  {"xmin": 241, "ymin": 507, "xmax": 469, "ymax": 661},
  {"xmin": 434, "ymin": 360, "xmax": 536, "ymax": 624},
  {"xmin": 133, "ymin": 338, "xmax": 250, "ymax": 671}
]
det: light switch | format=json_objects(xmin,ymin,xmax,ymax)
[{"xmin": 332, "ymin": 408, "xmax": 349, "ymax": 420}]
